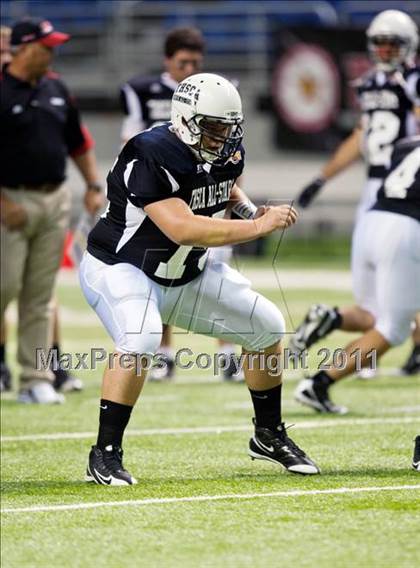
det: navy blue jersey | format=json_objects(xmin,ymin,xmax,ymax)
[
  {"xmin": 356, "ymin": 66, "xmax": 420, "ymax": 179},
  {"xmin": 120, "ymin": 73, "xmax": 176, "ymax": 140},
  {"xmin": 88, "ymin": 124, "xmax": 245, "ymax": 286},
  {"xmin": 371, "ymin": 137, "xmax": 420, "ymax": 221}
]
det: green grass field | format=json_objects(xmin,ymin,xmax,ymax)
[{"xmin": 1, "ymin": 275, "xmax": 419, "ymax": 568}]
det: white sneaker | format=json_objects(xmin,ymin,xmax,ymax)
[
  {"xmin": 357, "ymin": 368, "xmax": 377, "ymax": 380},
  {"xmin": 18, "ymin": 382, "xmax": 65, "ymax": 404},
  {"xmin": 148, "ymin": 355, "xmax": 175, "ymax": 382}
]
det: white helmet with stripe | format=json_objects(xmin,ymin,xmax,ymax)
[{"xmin": 171, "ymin": 73, "xmax": 243, "ymax": 165}]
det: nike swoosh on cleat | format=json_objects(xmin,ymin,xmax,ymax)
[
  {"xmin": 254, "ymin": 438, "xmax": 275, "ymax": 453},
  {"xmin": 93, "ymin": 468, "xmax": 112, "ymax": 485},
  {"xmin": 100, "ymin": 405, "xmax": 108, "ymax": 410},
  {"xmin": 413, "ymin": 460, "xmax": 420, "ymax": 467}
]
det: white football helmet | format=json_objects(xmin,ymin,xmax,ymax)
[
  {"xmin": 366, "ymin": 10, "xmax": 419, "ymax": 71},
  {"xmin": 171, "ymin": 73, "xmax": 243, "ymax": 165}
]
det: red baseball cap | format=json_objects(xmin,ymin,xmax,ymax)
[{"xmin": 11, "ymin": 18, "xmax": 70, "ymax": 47}]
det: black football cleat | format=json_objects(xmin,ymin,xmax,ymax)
[
  {"xmin": 249, "ymin": 419, "xmax": 320, "ymax": 475},
  {"xmin": 295, "ymin": 377, "xmax": 348, "ymax": 415},
  {"xmin": 289, "ymin": 304, "xmax": 339, "ymax": 354},
  {"xmin": 413, "ymin": 435, "xmax": 420, "ymax": 472},
  {"xmin": 85, "ymin": 445, "xmax": 137, "ymax": 486},
  {"xmin": 401, "ymin": 346, "xmax": 420, "ymax": 376}
]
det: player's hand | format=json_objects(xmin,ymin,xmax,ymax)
[
  {"xmin": 254, "ymin": 205, "xmax": 271, "ymax": 219},
  {"xmin": 84, "ymin": 187, "xmax": 105, "ymax": 215},
  {"xmin": 297, "ymin": 177, "xmax": 325, "ymax": 208},
  {"xmin": 0, "ymin": 195, "xmax": 28, "ymax": 230},
  {"xmin": 256, "ymin": 204, "xmax": 298, "ymax": 235}
]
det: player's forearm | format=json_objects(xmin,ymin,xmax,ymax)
[
  {"xmin": 72, "ymin": 149, "xmax": 101, "ymax": 186},
  {"xmin": 321, "ymin": 128, "xmax": 362, "ymax": 180},
  {"xmin": 177, "ymin": 215, "xmax": 261, "ymax": 247},
  {"xmin": 226, "ymin": 184, "xmax": 257, "ymax": 218}
]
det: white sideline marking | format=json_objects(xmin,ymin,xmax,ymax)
[
  {"xmin": 2, "ymin": 416, "xmax": 419, "ymax": 443},
  {"xmin": 2, "ymin": 485, "xmax": 419, "ymax": 515}
]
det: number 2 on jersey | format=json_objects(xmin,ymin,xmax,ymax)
[{"xmin": 365, "ymin": 111, "xmax": 400, "ymax": 167}]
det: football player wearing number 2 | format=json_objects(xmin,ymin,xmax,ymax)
[
  {"xmin": 79, "ymin": 74, "xmax": 320, "ymax": 485},
  {"xmin": 292, "ymin": 10, "xmax": 420, "ymax": 378},
  {"xmin": 295, "ymin": 136, "xmax": 420, "ymax": 415}
]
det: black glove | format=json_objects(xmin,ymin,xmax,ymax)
[{"xmin": 296, "ymin": 177, "xmax": 325, "ymax": 208}]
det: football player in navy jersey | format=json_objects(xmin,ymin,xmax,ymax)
[
  {"xmin": 120, "ymin": 28, "xmax": 205, "ymax": 381},
  {"xmin": 120, "ymin": 27, "xmax": 245, "ymax": 382},
  {"xmin": 295, "ymin": 136, "xmax": 420, "ymax": 414},
  {"xmin": 79, "ymin": 73, "xmax": 320, "ymax": 485},
  {"xmin": 120, "ymin": 27, "xmax": 204, "ymax": 143},
  {"xmin": 292, "ymin": 10, "xmax": 420, "ymax": 377}
]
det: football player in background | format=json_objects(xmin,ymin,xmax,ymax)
[
  {"xmin": 295, "ymin": 136, "xmax": 420, "ymax": 414},
  {"xmin": 80, "ymin": 73, "xmax": 319, "ymax": 485},
  {"xmin": 120, "ymin": 27, "xmax": 244, "ymax": 382},
  {"xmin": 292, "ymin": 10, "xmax": 420, "ymax": 377}
]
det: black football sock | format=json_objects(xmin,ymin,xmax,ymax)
[
  {"xmin": 312, "ymin": 370, "xmax": 335, "ymax": 387},
  {"xmin": 97, "ymin": 399, "xmax": 133, "ymax": 450},
  {"xmin": 249, "ymin": 384, "xmax": 282, "ymax": 430},
  {"xmin": 0, "ymin": 344, "xmax": 5, "ymax": 365}
]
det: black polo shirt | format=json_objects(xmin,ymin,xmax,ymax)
[{"xmin": 0, "ymin": 68, "xmax": 87, "ymax": 187}]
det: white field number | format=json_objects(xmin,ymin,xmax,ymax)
[{"xmin": 384, "ymin": 147, "xmax": 420, "ymax": 199}]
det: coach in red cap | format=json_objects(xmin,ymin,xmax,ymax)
[
  {"xmin": 0, "ymin": 18, "xmax": 104, "ymax": 403},
  {"xmin": 11, "ymin": 17, "xmax": 70, "ymax": 48}
]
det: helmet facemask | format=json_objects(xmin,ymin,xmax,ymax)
[
  {"xmin": 368, "ymin": 34, "xmax": 411, "ymax": 71},
  {"xmin": 184, "ymin": 115, "xmax": 243, "ymax": 165}
]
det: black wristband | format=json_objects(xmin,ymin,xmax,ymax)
[
  {"xmin": 87, "ymin": 183, "xmax": 102, "ymax": 193},
  {"xmin": 316, "ymin": 177, "xmax": 326, "ymax": 187}
]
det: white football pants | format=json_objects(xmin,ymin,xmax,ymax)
[{"xmin": 79, "ymin": 252, "xmax": 285, "ymax": 355}]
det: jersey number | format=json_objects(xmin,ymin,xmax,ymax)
[
  {"xmin": 366, "ymin": 111, "xmax": 400, "ymax": 167},
  {"xmin": 155, "ymin": 210, "xmax": 226, "ymax": 280},
  {"xmin": 384, "ymin": 148, "xmax": 420, "ymax": 199}
]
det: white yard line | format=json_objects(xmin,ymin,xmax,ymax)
[
  {"xmin": 2, "ymin": 484, "xmax": 419, "ymax": 515},
  {"xmin": 2, "ymin": 416, "xmax": 418, "ymax": 443}
]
